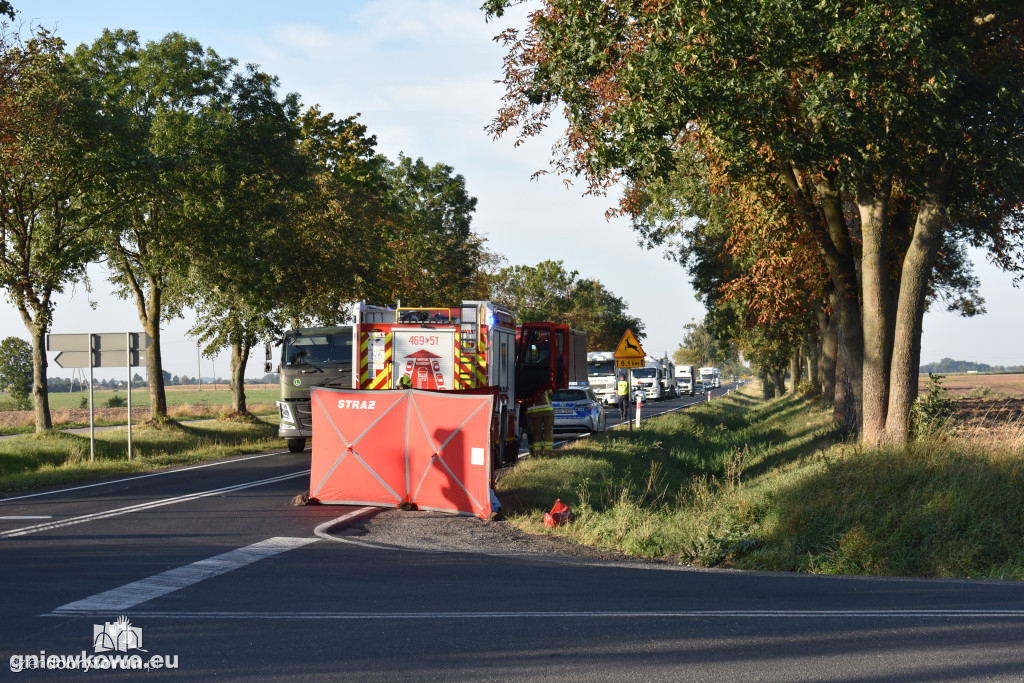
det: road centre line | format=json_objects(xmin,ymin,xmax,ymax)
[
  {"xmin": 0, "ymin": 470, "xmax": 309, "ymax": 539},
  {"xmin": 44, "ymin": 609, "xmax": 1024, "ymax": 620},
  {"xmin": 0, "ymin": 449, "xmax": 292, "ymax": 503},
  {"xmin": 50, "ymin": 536, "xmax": 318, "ymax": 615}
]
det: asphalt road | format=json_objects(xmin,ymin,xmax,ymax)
[{"xmin": 4, "ymin": 386, "xmax": 1024, "ymax": 680}]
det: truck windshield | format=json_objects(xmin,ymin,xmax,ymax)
[
  {"xmin": 588, "ymin": 361, "xmax": 615, "ymax": 376},
  {"xmin": 633, "ymin": 368, "xmax": 657, "ymax": 379},
  {"xmin": 283, "ymin": 332, "xmax": 352, "ymax": 368}
]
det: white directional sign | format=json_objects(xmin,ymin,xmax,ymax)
[
  {"xmin": 53, "ymin": 350, "xmax": 148, "ymax": 369},
  {"xmin": 47, "ymin": 332, "xmax": 152, "ymax": 368}
]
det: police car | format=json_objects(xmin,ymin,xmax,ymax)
[{"xmin": 551, "ymin": 384, "xmax": 607, "ymax": 433}]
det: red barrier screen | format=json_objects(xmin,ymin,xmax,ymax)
[{"xmin": 309, "ymin": 387, "xmax": 494, "ymax": 518}]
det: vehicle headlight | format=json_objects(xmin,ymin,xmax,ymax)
[{"xmin": 277, "ymin": 401, "xmax": 294, "ymax": 423}]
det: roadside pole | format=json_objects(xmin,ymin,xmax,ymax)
[
  {"xmin": 88, "ymin": 339, "xmax": 95, "ymax": 461},
  {"xmin": 126, "ymin": 331, "xmax": 132, "ymax": 460},
  {"xmin": 628, "ymin": 368, "xmax": 633, "ymax": 432},
  {"xmin": 635, "ymin": 387, "xmax": 642, "ymax": 428}
]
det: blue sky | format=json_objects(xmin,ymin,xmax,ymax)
[{"xmin": 4, "ymin": 1, "xmax": 1023, "ymax": 378}]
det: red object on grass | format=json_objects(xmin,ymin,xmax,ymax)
[{"xmin": 544, "ymin": 499, "xmax": 571, "ymax": 528}]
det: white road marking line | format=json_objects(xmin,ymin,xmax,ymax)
[
  {"xmin": 0, "ymin": 515, "xmax": 53, "ymax": 520},
  {"xmin": 0, "ymin": 470, "xmax": 309, "ymax": 539},
  {"xmin": 0, "ymin": 450, "xmax": 293, "ymax": 503},
  {"xmin": 50, "ymin": 536, "xmax": 318, "ymax": 614},
  {"xmin": 44, "ymin": 609, "xmax": 1024, "ymax": 620}
]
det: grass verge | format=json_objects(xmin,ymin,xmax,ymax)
[
  {"xmin": 0, "ymin": 417, "xmax": 284, "ymax": 492},
  {"xmin": 497, "ymin": 384, "xmax": 1024, "ymax": 579}
]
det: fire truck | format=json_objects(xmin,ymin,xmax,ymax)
[{"xmin": 351, "ymin": 300, "xmax": 586, "ymax": 464}]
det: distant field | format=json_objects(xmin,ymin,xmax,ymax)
[
  {"xmin": 32, "ymin": 385, "xmax": 279, "ymax": 410},
  {"xmin": 918, "ymin": 373, "xmax": 1024, "ymax": 398}
]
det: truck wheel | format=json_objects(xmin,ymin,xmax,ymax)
[{"xmin": 287, "ymin": 437, "xmax": 306, "ymax": 453}]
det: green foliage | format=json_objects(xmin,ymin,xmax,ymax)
[
  {"xmin": 105, "ymin": 393, "xmax": 127, "ymax": 408},
  {"xmin": 912, "ymin": 373, "xmax": 957, "ymax": 434},
  {"xmin": 375, "ymin": 154, "xmax": 491, "ymax": 306},
  {"xmin": 0, "ymin": 337, "xmax": 32, "ymax": 409},
  {"xmin": 489, "ymin": 260, "xmax": 644, "ymax": 349}
]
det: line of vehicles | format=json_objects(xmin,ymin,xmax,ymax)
[
  {"xmin": 266, "ymin": 304, "xmax": 726, "ymax": 457},
  {"xmin": 585, "ymin": 353, "xmax": 721, "ymax": 406}
]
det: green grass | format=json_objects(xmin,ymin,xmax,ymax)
[
  {"xmin": 0, "ymin": 387, "xmax": 280, "ymax": 435},
  {"xmin": 497, "ymin": 385, "xmax": 1024, "ymax": 579},
  {"xmin": 37, "ymin": 386, "xmax": 280, "ymax": 410},
  {"xmin": 0, "ymin": 417, "xmax": 285, "ymax": 492}
]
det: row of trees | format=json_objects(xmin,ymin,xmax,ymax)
[
  {"xmin": 485, "ymin": 0, "xmax": 1024, "ymax": 445},
  {"xmin": 0, "ymin": 15, "xmax": 495, "ymax": 431},
  {"xmin": 0, "ymin": 7, "xmax": 647, "ymax": 430},
  {"xmin": 920, "ymin": 359, "xmax": 1024, "ymax": 374}
]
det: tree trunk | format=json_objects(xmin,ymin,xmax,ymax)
[
  {"xmin": 816, "ymin": 298, "xmax": 838, "ymax": 407},
  {"xmin": 770, "ymin": 369, "xmax": 786, "ymax": 397},
  {"xmin": 230, "ymin": 338, "xmax": 250, "ymax": 414},
  {"xmin": 857, "ymin": 177, "xmax": 894, "ymax": 447},
  {"xmin": 806, "ymin": 330, "xmax": 821, "ymax": 395},
  {"xmin": 16, "ymin": 301, "xmax": 53, "ymax": 432},
  {"xmin": 142, "ymin": 281, "xmax": 169, "ymax": 421},
  {"xmin": 28, "ymin": 320, "xmax": 52, "ymax": 432},
  {"xmin": 790, "ymin": 346, "xmax": 802, "ymax": 394},
  {"xmin": 885, "ymin": 160, "xmax": 954, "ymax": 444}
]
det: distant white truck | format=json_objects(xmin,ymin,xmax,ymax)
[
  {"xmin": 659, "ymin": 357, "xmax": 677, "ymax": 399},
  {"xmin": 633, "ymin": 356, "xmax": 666, "ymax": 401},
  {"xmin": 587, "ymin": 351, "xmax": 619, "ymax": 406},
  {"xmin": 699, "ymin": 366, "xmax": 721, "ymax": 389},
  {"xmin": 675, "ymin": 364, "xmax": 696, "ymax": 396}
]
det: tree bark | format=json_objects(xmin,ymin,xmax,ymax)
[
  {"xmin": 142, "ymin": 278, "xmax": 169, "ymax": 421},
  {"xmin": 856, "ymin": 176, "xmax": 894, "ymax": 447},
  {"xmin": 27, "ymin": 319, "xmax": 52, "ymax": 432},
  {"xmin": 790, "ymin": 346, "xmax": 802, "ymax": 394},
  {"xmin": 885, "ymin": 160, "xmax": 954, "ymax": 444},
  {"xmin": 16, "ymin": 300, "xmax": 53, "ymax": 432},
  {"xmin": 230, "ymin": 338, "xmax": 250, "ymax": 414},
  {"xmin": 816, "ymin": 297, "xmax": 838, "ymax": 407},
  {"xmin": 806, "ymin": 330, "xmax": 821, "ymax": 395},
  {"xmin": 770, "ymin": 369, "xmax": 786, "ymax": 397}
]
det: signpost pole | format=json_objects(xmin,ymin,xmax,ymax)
[
  {"xmin": 126, "ymin": 332, "xmax": 132, "ymax": 460},
  {"xmin": 628, "ymin": 368, "xmax": 633, "ymax": 432},
  {"xmin": 88, "ymin": 334, "xmax": 95, "ymax": 462}
]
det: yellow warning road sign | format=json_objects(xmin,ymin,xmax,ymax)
[{"xmin": 613, "ymin": 329, "xmax": 645, "ymax": 359}]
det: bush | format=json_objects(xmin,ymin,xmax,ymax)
[
  {"xmin": 912, "ymin": 373, "xmax": 956, "ymax": 434},
  {"xmin": 105, "ymin": 393, "xmax": 127, "ymax": 408}
]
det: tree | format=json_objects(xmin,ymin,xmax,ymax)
[
  {"xmin": 278, "ymin": 106, "xmax": 392, "ymax": 327},
  {"xmin": 373, "ymin": 155, "xmax": 490, "ymax": 306},
  {"xmin": 70, "ymin": 30, "xmax": 236, "ymax": 423},
  {"xmin": 0, "ymin": 27, "xmax": 104, "ymax": 431},
  {"xmin": 187, "ymin": 66, "xmax": 307, "ymax": 415},
  {"xmin": 673, "ymin": 320, "xmax": 717, "ymax": 368},
  {"xmin": 485, "ymin": 0, "xmax": 1024, "ymax": 445},
  {"xmin": 489, "ymin": 259, "xmax": 644, "ymax": 348},
  {"xmin": 0, "ymin": 336, "xmax": 32, "ymax": 409}
]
